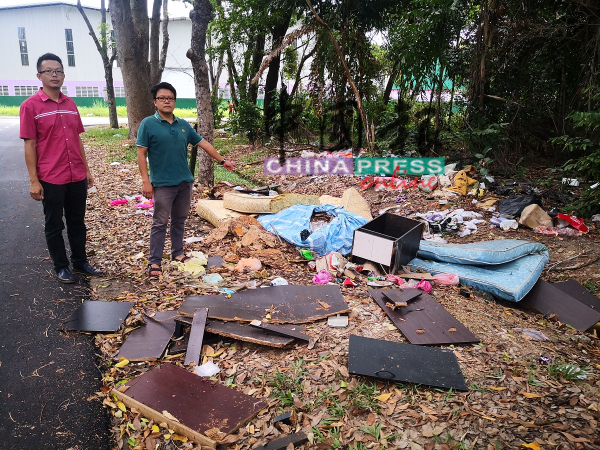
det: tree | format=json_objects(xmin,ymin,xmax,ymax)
[
  {"xmin": 110, "ymin": 0, "xmax": 170, "ymax": 138},
  {"xmin": 76, "ymin": 0, "xmax": 118, "ymax": 129},
  {"xmin": 187, "ymin": 0, "xmax": 216, "ymax": 187}
]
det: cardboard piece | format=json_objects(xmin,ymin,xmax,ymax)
[
  {"xmin": 249, "ymin": 320, "xmax": 310, "ymax": 342},
  {"xmin": 519, "ymin": 204, "xmax": 553, "ymax": 229},
  {"xmin": 184, "ymin": 308, "xmax": 208, "ymax": 366},
  {"xmin": 180, "ymin": 285, "xmax": 350, "ymax": 324},
  {"xmin": 369, "ymin": 289, "xmax": 479, "ymax": 345},
  {"xmin": 521, "ymin": 280, "xmax": 600, "ymax": 331},
  {"xmin": 117, "ymin": 311, "xmax": 177, "ymax": 361},
  {"xmin": 63, "ymin": 301, "xmax": 134, "ymax": 333},
  {"xmin": 258, "ymin": 431, "xmax": 309, "ymax": 450},
  {"xmin": 351, "ymin": 213, "xmax": 424, "ymax": 274},
  {"xmin": 399, "ymin": 272, "xmax": 435, "ymax": 281},
  {"xmin": 348, "ymin": 335, "xmax": 468, "ymax": 390},
  {"xmin": 112, "ymin": 364, "xmax": 267, "ymax": 448}
]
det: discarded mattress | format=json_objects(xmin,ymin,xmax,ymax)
[
  {"xmin": 257, "ymin": 204, "xmax": 368, "ymax": 256},
  {"xmin": 409, "ymin": 240, "xmax": 549, "ymax": 302}
]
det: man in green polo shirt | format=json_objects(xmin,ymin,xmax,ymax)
[{"xmin": 137, "ymin": 82, "xmax": 236, "ymax": 277}]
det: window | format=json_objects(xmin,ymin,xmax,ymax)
[
  {"xmin": 61, "ymin": 86, "xmax": 69, "ymax": 95},
  {"xmin": 18, "ymin": 27, "xmax": 29, "ymax": 66},
  {"xmin": 14, "ymin": 86, "xmax": 39, "ymax": 96},
  {"xmin": 65, "ymin": 29, "xmax": 75, "ymax": 67},
  {"xmin": 0, "ymin": 86, "xmax": 9, "ymax": 96},
  {"xmin": 75, "ymin": 86, "xmax": 99, "ymax": 97}
]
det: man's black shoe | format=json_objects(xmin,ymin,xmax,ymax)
[
  {"xmin": 73, "ymin": 262, "xmax": 104, "ymax": 276},
  {"xmin": 56, "ymin": 267, "xmax": 76, "ymax": 284}
]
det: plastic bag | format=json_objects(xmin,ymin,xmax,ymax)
[
  {"xmin": 235, "ymin": 258, "xmax": 262, "ymax": 273},
  {"xmin": 432, "ymin": 273, "xmax": 460, "ymax": 286},
  {"xmin": 313, "ymin": 270, "xmax": 334, "ymax": 285},
  {"xmin": 498, "ymin": 194, "xmax": 542, "ymax": 218},
  {"xmin": 385, "ymin": 274, "xmax": 405, "ymax": 286},
  {"xmin": 534, "ymin": 226, "xmax": 583, "ymax": 236},
  {"xmin": 110, "ymin": 199, "xmax": 128, "ymax": 206}
]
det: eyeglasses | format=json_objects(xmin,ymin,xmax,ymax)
[
  {"xmin": 155, "ymin": 96, "xmax": 175, "ymax": 102},
  {"xmin": 38, "ymin": 70, "xmax": 65, "ymax": 76}
]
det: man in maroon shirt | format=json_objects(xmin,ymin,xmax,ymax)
[{"xmin": 20, "ymin": 53, "xmax": 102, "ymax": 283}]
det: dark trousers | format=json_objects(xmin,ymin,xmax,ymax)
[{"xmin": 40, "ymin": 179, "xmax": 88, "ymax": 272}]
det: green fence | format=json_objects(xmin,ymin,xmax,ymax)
[{"xmin": 0, "ymin": 96, "xmax": 199, "ymax": 109}]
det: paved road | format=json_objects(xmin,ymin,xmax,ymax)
[{"xmin": 0, "ymin": 117, "xmax": 110, "ymax": 449}]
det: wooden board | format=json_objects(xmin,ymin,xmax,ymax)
[
  {"xmin": 399, "ymin": 272, "xmax": 435, "ymax": 281},
  {"xmin": 175, "ymin": 317, "xmax": 297, "ymax": 348},
  {"xmin": 63, "ymin": 301, "xmax": 134, "ymax": 333},
  {"xmin": 553, "ymin": 280, "xmax": 600, "ymax": 312},
  {"xmin": 117, "ymin": 311, "xmax": 177, "ymax": 361},
  {"xmin": 249, "ymin": 320, "xmax": 310, "ymax": 342},
  {"xmin": 369, "ymin": 289, "xmax": 479, "ymax": 346},
  {"xmin": 113, "ymin": 363, "xmax": 266, "ymax": 446},
  {"xmin": 258, "ymin": 431, "xmax": 309, "ymax": 450},
  {"xmin": 206, "ymin": 255, "xmax": 226, "ymax": 269},
  {"xmin": 381, "ymin": 289, "xmax": 422, "ymax": 305},
  {"xmin": 180, "ymin": 285, "xmax": 350, "ymax": 324},
  {"xmin": 184, "ymin": 308, "xmax": 208, "ymax": 366},
  {"xmin": 348, "ymin": 335, "xmax": 468, "ymax": 391},
  {"xmin": 521, "ymin": 280, "xmax": 600, "ymax": 331}
]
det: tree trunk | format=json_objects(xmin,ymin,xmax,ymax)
[
  {"xmin": 111, "ymin": 0, "xmax": 154, "ymax": 138},
  {"xmin": 77, "ymin": 0, "xmax": 119, "ymax": 128},
  {"xmin": 249, "ymin": 32, "xmax": 266, "ymax": 104},
  {"xmin": 433, "ymin": 64, "xmax": 444, "ymax": 151},
  {"xmin": 188, "ymin": 0, "xmax": 215, "ymax": 188},
  {"xmin": 290, "ymin": 44, "xmax": 315, "ymax": 99},
  {"xmin": 383, "ymin": 60, "xmax": 400, "ymax": 105},
  {"xmin": 227, "ymin": 49, "xmax": 238, "ymax": 107},
  {"xmin": 263, "ymin": 14, "xmax": 292, "ymax": 133}
]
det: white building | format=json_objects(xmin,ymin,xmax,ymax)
[{"xmin": 0, "ymin": 1, "xmax": 202, "ymax": 106}]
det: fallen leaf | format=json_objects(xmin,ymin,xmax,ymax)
[
  {"xmin": 519, "ymin": 391, "xmax": 543, "ymax": 399},
  {"xmin": 489, "ymin": 387, "xmax": 507, "ymax": 391},
  {"xmin": 151, "ymin": 425, "xmax": 159, "ymax": 433},
  {"xmin": 561, "ymin": 432, "xmax": 591, "ymax": 443},
  {"xmin": 117, "ymin": 401, "xmax": 126, "ymax": 412},
  {"xmin": 376, "ymin": 392, "xmax": 393, "ymax": 402},
  {"xmin": 162, "ymin": 410, "xmax": 180, "ymax": 423},
  {"xmin": 114, "ymin": 358, "xmax": 129, "ymax": 368},
  {"xmin": 416, "ymin": 329, "xmax": 425, "ymax": 334},
  {"xmin": 448, "ymin": 328, "xmax": 457, "ymax": 333}
]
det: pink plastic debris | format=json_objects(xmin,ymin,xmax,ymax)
[
  {"xmin": 343, "ymin": 278, "xmax": 357, "ymax": 287},
  {"xmin": 416, "ymin": 279, "xmax": 433, "ymax": 293},
  {"xmin": 313, "ymin": 270, "xmax": 334, "ymax": 285},
  {"xmin": 432, "ymin": 273, "xmax": 460, "ymax": 286},
  {"xmin": 110, "ymin": 199, "xmax": 128, "ymax": 206},
  {"xmin": 385, "ymin": 274, "xmax": 405, "ymax": 286}
]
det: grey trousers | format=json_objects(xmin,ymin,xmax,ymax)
[{"xmin": 149, "ymin": 181, "xmax": 193, "ymax": 266}]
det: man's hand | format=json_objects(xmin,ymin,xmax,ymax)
[
  {"xmin": 87, "ymin": 170, "xmax": 94, "ymax": 188},
  {"xmin": 223, "ymin": 160, "xmax": 237, "ymax": 171},
  {"xmin": 142, "ymin": 180, "xmax": 154, "ymax": 199},
  {"xmin": 30, "ymin": 180, "xmax": 43, "ymax": 201}
]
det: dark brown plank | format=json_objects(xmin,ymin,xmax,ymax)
[
  {"xmin": 115, "ymin": 363, "xmax": 267, "ymax": 438},
  {"xmin": 553, "ymin": 280, "xmax": 600, "ymax": 312},
  {"xmin": 184, "ymin": 308, "xmax": 208, "ymax": 366},
  {"xmin": 117, "ymin": 311, "xmax": 177, "ymax": 361},
  {"xmin": 63, "ymin": 301, "xmax": 134, "ymax": 333},
  {"xmin": 521, "ymin": 280, "xmax": 600, "ymax": 331},
  {"xmin": 381, "ymin": 289, "xmax": 422, "ymax": 305},
  {"xmin": 348, "ymin": 335, "xmax": 468, "ymax": 391},
  {"xmin": 207, "ymin": 255, "xmax": 226, "ymax": 269},
  {"xmin": 249, "ymin": 320, "xmax": 310, "ymax": 342},
  {"xmin": 180, "ymin": 285, "xmax": 350, "ymax": 323},
  {"xmin": 369, "ymin": 289, "xmax": 479, "ymax": 345},
  {"xmin": 258, "ymin": 431, "xmax": 309, "ymax": 450}
]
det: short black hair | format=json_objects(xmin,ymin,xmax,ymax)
[
  {"xmin": 37, "ymin": 53, "xmax": 63, "ymax": 72},
  {"xmin": 151, "ymin": 82, "xmax": 177, "ymax": 99}
]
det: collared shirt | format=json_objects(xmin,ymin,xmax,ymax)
[
  {"xmin": 19, "ymin": 88, "xmax": 86, "ymax": 185},
  {"xmin": 136, "ymin": 111, "xmax": 203, "ymax": 187}
]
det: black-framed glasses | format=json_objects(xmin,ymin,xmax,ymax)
[
  {"xmin": 38, "ymin": 69, "xmax": 65, "ymax": 76},
  {"xmin": 155, "ymin": 96, "xmax": 175, "ymax": 102}
]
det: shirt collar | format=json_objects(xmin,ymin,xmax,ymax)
[
  {"xmin": 154, "ymin": 111, "xmax": 179, "ymax": 123},
  {"xmin": 38, "ymin": 87, "xmax": 66, "ymax": 103}
]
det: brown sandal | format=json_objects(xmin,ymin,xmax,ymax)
[
  {"xmin": 147, "ymin": 264, "xmax": 162, "ymax": 277},
  {"xmin": 173, "ymin": 255, "xmax": 191, "ymax": 263}
]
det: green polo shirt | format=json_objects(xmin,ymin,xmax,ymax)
[{"xmin": 136, "ymin": 112, "xmax": 203, "ymax": 187}]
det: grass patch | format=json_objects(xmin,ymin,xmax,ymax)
[
  {"xmin": 214, "ymin": 164, "xmax": 253, "ymax": 186},
  {"xmin": 83, "ymin": 125, "xmax": 136, "ymax": 163},
  {"xmin": 0, "ymin": 102, "xmax": 198, "ymax": 118},
  {"xmin": 0, "ymin": 105, "xmax": 20, "ymax": 116},
  {"xmin": 266, "ymin": 358, "xmax": 308, "ymax": 410}
]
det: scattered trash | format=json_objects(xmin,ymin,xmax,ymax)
[
  {"xmin": 202, "ymin": 273, "xmax": 223, "ymax": 284},
  {"xmin": 184, "ymin": 236, "xmax": 203, "ymax": 243},
  {"xmin": 432, "ymin": 273, "xmax": 460, "ymax": 286},
  {"xmin": 497, "ymin": 194, "xmax": 542, "ymax": 218},
  {"xmin": 343, "ymin": 277, "xmax": 357, "ymax": 287},
  {"xmin": 235, "ymin": 257, "xmax": 262, "ymax": 273},
  {"xmin": 313, "ymin": 270, "xmax": 334, "ymax": 285},
  {"xmin": 327, "ymin": 314, "xmax": 349, "ymax": 328},
  {"xmin": 538, "ymin": 356, "xmax": 552, "ymax": 364},
  {"xmin": 88, "ymin": 186, "xmax": 97, "ymax": 194},
  {"xmin": 419, "ymin": 175, "xmax": 439, "ymax": 193},
  {"xmin": 300, "ymin": 229, "xmax": 310, "ymax": 241},
  {"xmin": 592, "ymin": 214, "xmax": 600, "ymax": 221},
  {"xmin": 490, "ymin": 216, "xmax": 518, "ymax": 230},
  {"xmin": 109, "ymin": 199, "xmax": 128, "ymax": 206},
  {"xmin": 444, "ymin": 165, "xmax": 478, "ymax": 195},
  {"xmin": 555, "ymin": 213, "xmax": 588, "ymax": 233},
  {"xmin": 194, "ymin": 361, "xmax": 220, "ymax": 377},
  {"xmin": 519, "ymin": 204, "xmax": 553, "ymax": 229},
  {"xmin": 534, "ymin": 226, "xmax": 583, "ymax": 236},
  {"xmin": 514, "ymin": 328, "xmax": 549, "ymax": 341},
  {"xmin": 249, "ymin": 320, "xmax": 310, "ymax": 342},
  {"xmin": 562, "ymin": 177, "xmax": 580, "ymax": 187},
  {"xmin": 270, "ymin": 277, "xmax": 288, "ymax": 286}
]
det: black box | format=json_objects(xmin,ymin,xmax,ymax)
[{"xmin": 351, "ymin": 213, "xmax": 424, "ymax": 274}]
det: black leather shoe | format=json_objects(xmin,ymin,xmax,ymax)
[
  {"xmin": 56, "ymin": 267, "xmax": 76, "ymax": 284},
  {"xmin": 73, "ymin": 262, "xmax": 104, "ymax": 276}
]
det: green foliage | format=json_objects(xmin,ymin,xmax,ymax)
[
  {"xmin": 347, "ymin": 380, "xmax": 381, "ymax": 413},
  {"xmin": 211, "ymin": 95, "xmax": 226, "ymax": 128},
  {"xmin": 548, "ymin": 360, "xmax": 589, "ymax": 381},
  {"xmin": 582, "ymin": 279, "xmax": 598, "ymax": 294},
  {"xmin": 230, "ymin": 99, "xmax": 263, "ymax": 145},
  {"xmin": 282, "ymin": 45, "xmax": 298, "ymax": 81},
  {"xmin": 83, "ymin": 126, "xmax": 135, "ymax": 163},
  {"xmin": 267, "ymin": 358, "xmax": 308, "ymax": 409}
]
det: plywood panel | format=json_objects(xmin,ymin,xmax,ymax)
[{"xmin": 117, "ymin": 311, "xmax": 177, "ymax": 361}]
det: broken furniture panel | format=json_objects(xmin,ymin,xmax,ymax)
[
  {"xmin": 184, "ymin": 308, "xmax": 208, "ymax": 366},
  {"xmin": 117, "ymin": 311, "xmax": 177, "ymax": 361},
  {"xmin": 112, "ymin": 363, "xmax": 267, "ymax": 448},
  {"xmin": 553, "ymin": 279, "xmax": 600, "ymax": 312},
  {"xmin": 249, "ymin": 320, "xmax": 310, "ymax": 342},
  {"xmin": 63, "ymin": 301, "xmax": 134, "ymax": 333},
  {"xmin": 179, "ymin": 285, "xmax": 350, "ymax": 323},
  {"xmin": 369, "ymin": 289, "xmax": 479, "ymax": 345},
  {"xmin": 258, "ymin": 431, "xmax": 309, "ymax": 450},
  {"xmin": 206, "ymin": 255, "xmax": 226, "ymax": 269},
  {"xmin": 521, "ymin": 280, "xmax": 600, "ymax": 331},
  {"xmin": 347, "ymin": 335, "xmax": 468, "ymax": 391},
  {"xmin": 175, "ymin": 316, "xmax": 300, "ymax": 348},
  {"xmin": 382, "ymin": 289, "xmax": 422, "ymax": 305}
]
